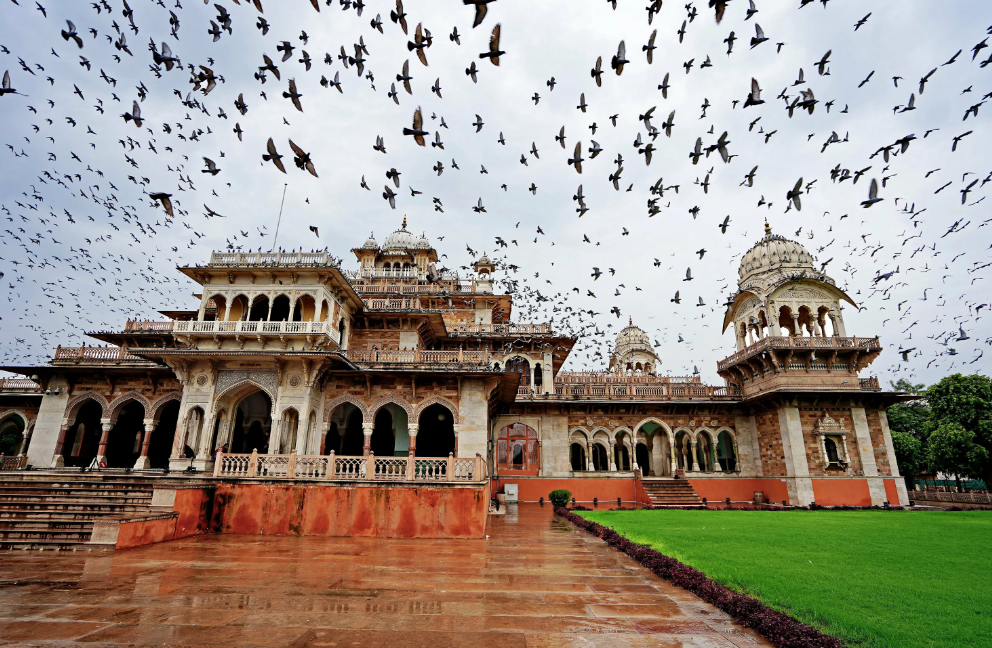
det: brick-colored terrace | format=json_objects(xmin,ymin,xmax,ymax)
[{"xmin": 0, "ymin": 504, "xmax": 771, "ymax": 647}]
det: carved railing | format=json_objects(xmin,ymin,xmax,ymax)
[
  {"xmin": 555, "ymin": 372, "xmax": 702, "ymax": 384},
  {"xmin": 859, "ymin": 376, "xmax": 881, "ymax": 391},
  {"xmin": 124, "ymin": 320, "xmax": 177, "ymax": 332},
  {"xmin": 208, "ymin": 250, "xmax": 334, "ymax": 266},
  {"xmin": 515, "ymin": 382, "xmax": 735, "ymax": 401},
  {"xmin": 448, "ymin": 323, "xmax": 554, "ymax": 336},
  {"xmin": 365, "ymin": 297, "xmax": 429, "ymax": 311},
  {"xmin": 0, "ymin": 378, "xmax": 41, "ymax": 392},
  {"xmin": 0, "ymin": 455, "xmax": 27, "ymax": 471},
  {"xmin": 717, "ymin": 336, "xmax": 882, "ymax": 371},
  {"xmin": 172, "ymin": 319, "xmax": 341, "ymax": 343},
  {"xmin": 52, "ymin": 345, "xmax": 148, "ymax": 363},
  {"xmin": 342, "ymin": 349, "xmax": 491, "ymax": 367},
  {"xmin": 214, "ymin": 450, "xmax": 487, "ymax": 483},
  {"xmin": 910, "ymin": 490, "xmax": 991, "ymax": 505}
]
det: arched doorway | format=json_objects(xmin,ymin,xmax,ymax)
[
  {"xmin": 106, "ymin": 401, "xmax": 145, "ymax": 468},
  {"xmin": 279, "ymin": 408, "xmax": 299, "ymax": 454},
  {"xmin": 505, "ymin": 356, "xmax": 531, "ymax": 390},
  {"xmin": 717, "ymin": 431, "xmax": 737, "ymax": 472},
  {"xmin": 371, "ymin": 408, "xmax": 395, "ymax": 456},
  {"xmin": 497, "ymin": 423, "xmax": 539, "ymax": 472},
  {"xmin": 249, "ymin": 295, "xmax": 270, "ymax": 321},
  {"xmin": 327, "ymin": 402, "xmax": 364, "ymax": 455},
  {"xmin": 416, "ymin": 403, "xmax": 455, "ymax": 457},
  {"xmin": 148, "ymin": 401, "xmax": 179, "ymax": 468},
  {"xmin": 614, "ymin": 443, "xmax": 630, "ymax": 471},
  {"xmin": 570, "ymin": 443, "xmax": 586, "ymax": 471},
  {"xmin": 697, "ymin": 433, "xmax": 714, "ymax": 472},
  {"xmin": 270, "ymin": 295, "xmax": 291, "ymax": 321},
  {"xmin": 63, "ymin": 401, "xmax": 103, "ymax": 467},
  {"xmin": 674, "ymin": 431, "xmax": 691, "ymax": 471},
  {"xmin": 230, "ymin": 391, "xmax": 272, "ymax": 453},
  {"xmin": 635, "ymin": 443, "xmax": 650, "ymax": 474},
  {"xmin": 0, "ymin": 415, "xmax": 25, "ymax": 456},
  {"xmin": 591, "ymin": 443, "xmax": 609, "ymax": 471}
]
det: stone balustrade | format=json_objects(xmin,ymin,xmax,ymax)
[
  {"xmin": 717, "ymin": 335, "xmax": 882, "ymax": 371},
  {"xmin": 52, "ymin": 346, "xmax": 147, "ymax": 363},
  {"xmin": 365, "ymin": 297, "xmax": 430, "ymax": 311},
  {"xmin": 341, "ymin": 349, "xmax": 492, "ymax": 367},
  {"xmin": 516, "ymin": 382, "xmax": 735, "ymax": 401},
  {"xmin": 0, "ymin": 455, "xmax": 27, "ymax": 470},
  {"xmin": 449, "ymin": 323, "xmax": 553, "ymax": 336},
  {"xmin": 171, "ymin": 319, "xmax": 342, "ymax": 344},
  {"xmin": 123, "ymin": 320, "xmax": 176, "ymax": 332},
  {"xmin": 0, "ymin": 378, "xmax": 41, "ymax": 393},
  {"xmin": 213, "ymin": 450, "xmax": 486, "ymax": 483},
  {"xmin": 207, "ymin": 250, "xmax": 335, "ymax": 266}
]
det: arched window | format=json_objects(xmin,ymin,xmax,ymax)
[
  {"xmin": 270, "ymin": 295, "xmax": 291, "ymax": 322},
  {"xmin": 591, "ymin": 443, "xmax": 609, "ymax": 471},
  {"xmin": 497, "ymin": 423, "xmax": 539, "ymax": 472},
  {"xmin": 570, "ymin": 443, "xmax": 586, "ymax": 471},
  {"xmin": 824, "ymin": 437, "xmax": 840, "ymax": 463},
  {"xmin": 717, "ymin": 431, "xmax": 737, "ymax": 472},
  {"xmin": 505, "ymin": 357, "xmax": 531, "ymax": 386}
]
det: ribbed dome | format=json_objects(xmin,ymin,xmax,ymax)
[
  {"xmin": 362, "ymin": 233, "xmax": 379, "ymax": 249},
  {"xmin": 382, "ymin": 218, "xmax": 431, "ymax": 251},
  {"xmin": 738, "ymin": 222, "xmax": 815, "ymax": 281},
  {"xmin": 614, "ymin": 320, "xmax": 654, "ymax": 356}
]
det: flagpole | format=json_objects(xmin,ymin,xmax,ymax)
[{"xmin": 271, "ymin": 183, "xmax": 288, "ymax": 251}]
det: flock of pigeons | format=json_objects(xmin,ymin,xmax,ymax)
[{"xmin": 0, "ymin": 0, "xmax": 990, "ymax": 383}]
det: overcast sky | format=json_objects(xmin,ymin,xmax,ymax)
[{"xmin": 1, "ymin": 0, "xmax": 990, "ymax": 386}]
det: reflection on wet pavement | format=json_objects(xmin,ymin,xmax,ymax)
[{"xmin": 0, "ymin": 504, "xmax": 771, "ymax": 647}]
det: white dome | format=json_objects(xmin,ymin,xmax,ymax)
[
  {"xmin": 362, "ymin": 233, "xmax": 379, "ymax": 249},
  {"xmin": 414, "ymin": 234, "xmax": 431, "ymax": 249},
  {"xmin": 739, "ymin": 223, "xmax": 815, "ymax": 281},
  {"xmin": 383, "ymin": 227, "xmax": 418, "ymax": 250}
]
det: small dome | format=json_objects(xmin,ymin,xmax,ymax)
[
  {"xmin": 362, "ymin": 233, "xmax": 379, "ymax": 249},
  {"xmin": 477, "ymin": 252, "xmax": 491, "ymax": 265},
  {"xmin": 414, "ymin": 233, "xmax": 431, "ymax": 249},
  {"xmin": 738, "ymin": 221, "xmax": 815, "ymax": 281},
  {"xmin": 610, "ymin": 319, "xmax": 659, "ymax": 373}
]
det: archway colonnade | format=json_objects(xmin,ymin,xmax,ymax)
[
  {"xmin": 568, "ymin": 420, "xmax": 739, "ymax": 476},
  {"xmin": 51, "ymin": 391, "xmax": 182, "ymax": 469}
]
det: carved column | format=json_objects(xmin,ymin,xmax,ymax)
[
  {"xmin": 584, "ymin": 440, "xmax": 594, "ymax": 472},
  {"xmin": 670, "ymin": 436, "xmax": 679, "ymax": 475},
  {"xmin": 790, "ymin": 313, "xmax": 801, "ymax": 337},
  {"xmin": 690, "ymin": 439, "xmax": 700, "ymax": 472},
  {"xmin": 96, "ymin": 418, "xmax": 114, "ymax": 465},
  {"xmin": 407, "ymin": 423, "xmax": 419, "ymax": 479},
  {"xmin": 609, "ymin": 440, "xmax": 617, "ymax": 471},
  {"xmin": 362, "ymin": 422, "xmax": 374, "ymax": 457},
  {"xmin": 51, "ymin": 422, "xmax": 71, "ymax": 467},
  {"xmin": 134, "ymin": 420, "xmax": 157, "ymax": 469}
]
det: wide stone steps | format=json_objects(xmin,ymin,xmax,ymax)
[
  {"xmin": 641, "ymin": 479, "xmax": 704, "ymax": 508},
  {"xmin": 0, "ymin": 472, "xmax": 160, "ymax": 550}
]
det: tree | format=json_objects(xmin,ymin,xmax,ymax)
[
  {"xmin": 0, "ymin": 427, "xmax": 20, "ymax": 456},
  {"xmin": 886, "ymin": 379, "xmax": 930, "ymax": 443},
  {"xmin": 926, "ymin": 422, "xmax": 989, "ymax": 490},
  {"xmin": 925, "ymin": 374, "xmax": 992, "ymax": 489},
  {"xmin": 891, "ymin": 431, "xmax": 923, "ymax": 487}
]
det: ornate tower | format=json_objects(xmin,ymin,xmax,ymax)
[
  {"xmin": 609, "ymin": 319, "xmax": 660, "ymax": 375},
  {"xmin": 717, "ymin": 222, "xmax": 881, "ymax": 396}
]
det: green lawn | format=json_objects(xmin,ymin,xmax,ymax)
[{"xmin": 579, "ymin": 509, "xmax": 992, "ymax": 648}]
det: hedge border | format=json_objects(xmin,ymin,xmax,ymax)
[{"xmin": 554, "ymin": 506, "xmax": 845, "ymax": 648}]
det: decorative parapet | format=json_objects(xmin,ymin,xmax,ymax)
[
  {"xmin": 717, "ymin": 336, "xmax": 881, "ymax": 372},
  {"xmin": 450, "ymin": 323, "xmax": 554, "ymax": 336},
  {"xmin": 171, "ymin": 319, "xmax": 341, "ymax": 345},
  {"xmin": 205, "ymin": 250, "xmax": 337, "ymax": 267},
  {"xmin": 51, "ymin": 345, "xmax": 149, "ymax": 364},
  {"xmin": 516, "ymin": 382, "xmax": 736, "ymax": 401},
  {"xmin": 341, "ymin": 349, "xmax": 492, "ymax": 369},
  {"xmin": 0, "ymin": 378, "xmax": 41, "ymax": 393}
]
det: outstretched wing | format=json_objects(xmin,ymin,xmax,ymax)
[
  {"xmin": 489, "ymin": 24, "xmax": 501, "ymax": 65},
  {"xmin": 288, "ymin": 139, "xmax": 305, "ymax": 158},
  {"xmin": 473, "ymin": 2, "xmax": 487, "ymax": 28}
]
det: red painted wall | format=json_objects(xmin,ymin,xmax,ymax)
[
  {"xmin": 210, "ymin": 482, "xmax": 489, "ymax": 539},
  {"xmin": 497, "ymin": 477, "xmax": 639, "ymax": 503},
  {"xmin": 883, "ymin": 479, "xmax": 901, "ymax": 505},
  {"xmin": 812, "ymin": 479, "xmax": 872, "ymax": 506},
  {"xmin": 173, "ymin": 487, "xmax": 214, "ymax": 538},
  {"xmin": 115, "ymin": 516, "xmax": 178, "ymax": 549},
  {"xmin": 689, "ymin": 478, "xmax": 791, "ymax": 504}
]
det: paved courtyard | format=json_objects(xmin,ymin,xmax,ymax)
[{"xmin": 0, "ymin": 504, "xmax": 770, "ymax": 647}]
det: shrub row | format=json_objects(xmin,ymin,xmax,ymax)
[{"xmin": 554, "ymin": 506, "xmax": 844, "ymax": 648}]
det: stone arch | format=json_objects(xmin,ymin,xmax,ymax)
[
  {"xmin": 568, "ymin": 426, "xmax": 590, "ymax": 442},
  {"xmin": 413, "ymin": 396, "xmax": 459, "ymax": 425},
  {"xmin": 149, "ymin": 392, "xmax": 182, "ymax": 419},
  {"xmin": 0, "ymin": 409, "xmax": 30, "ymax": 429},
  {"xmin": 634, "ymin": 417, "xmax": 674, "ymax": 442},
  {"xmin": 369, "ymin": 395, "xmax": 414, "ymax": 421},
  {"xmin": 613, "ymin": 426, "xmax": 633, "ymax": 440},
  {"xmin": 64, "ymin": 392, "xmax": 109, "ymax": 422},
  {"xmin": 323, "ymin": 394, "xmax": 369, "ymax": 424},
  {"xmin": 214, "ymin": 378, "xmax": 276, "ymax": 406},
  {"xmin": 692, "ymin": 427, "xmax": 716, "ymax": 443},
  {"xmin": 107, "ymin": 392, "xmax": 152, "ymax": 420}
]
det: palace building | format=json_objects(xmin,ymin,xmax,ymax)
[{"xmin": 0, "ymin": 219, "xmax": 908, "ymax": 544}]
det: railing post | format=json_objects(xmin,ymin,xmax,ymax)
[
  {"xmin": 249, "ymin": 449, "xmax": 258, "ymax": 477},
  {"xmin": 447, "ymin": 452, "xmax": 455, "ymax": 481},
  {"xmin": 287, "ymin": 449, "xmax": 297, "ymax": 479},
  {"xmin": 213, "ymin": 452, "xmax": 223, "ymax": 477},
  {"xmin": 474, "ymin": 453, "xmax": 482, "ymax": 481},
  {"xmin": 406, "ymin": 454, "xmax": 415, "ymax": 481},
  {"xmin": 366, "ymin": 451, "xmax": 375, "ymax": 479},
  {"xmin": 328, "ymin": 450, "xmax": 335, "ymax": 478}
]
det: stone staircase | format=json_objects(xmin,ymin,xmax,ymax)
[
  {"xmin": 640, "ymin": 478, "xmax": 704, "ymax": 508},
  {"xmin": 0, "ymin": 472, "xmax": 159, "ymax": 550}
]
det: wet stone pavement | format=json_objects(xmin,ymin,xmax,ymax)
[{"xmin": 0, "ymin": 504, "xmax": 771, "ymax": 647}]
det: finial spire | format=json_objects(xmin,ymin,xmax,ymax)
[
  {"xmin": 764, "ymin": 218, "xmax": 772, "ymax": 235},
  {"xmin": 402, "ymin": 216, "xmax": 407, "ymax": 229},
  {"xmin": 629, "ymin": 316, "xmax": 633, "ymax": 326}
]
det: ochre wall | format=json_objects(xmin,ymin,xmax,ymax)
[
  {"xmin": 689, "ymin": 478, "xmax": 791, "ymax": 504},
  {"xmin": 497, "ymin": 477, "xmax": 641, "ymax": 504},
  {"xmin": 115, "ymin": 516, "xmax": 178, "ymax": 550},
  {"xmin": 883, "ymin": 479, "xmax": 901, "ymax": 504},
  {"xmin": 812, "ymin": 478, "xmax": 872, "ymax": 506},
  {"xmin": 174, "ymin": 487, "xmax": 214, "ymax": 538},
  {"xmin": 210, "ymin": 482, "xmax": 489, "ymax": 538}
]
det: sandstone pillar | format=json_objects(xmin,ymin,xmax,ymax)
[{"xmin": 134, "ymin": 419, "xmax": 157, "ymax": 469}]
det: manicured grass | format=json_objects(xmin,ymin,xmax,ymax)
[{"xmin": 579, "ymin": 509, "xmax": 992, "ymax": 648}]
